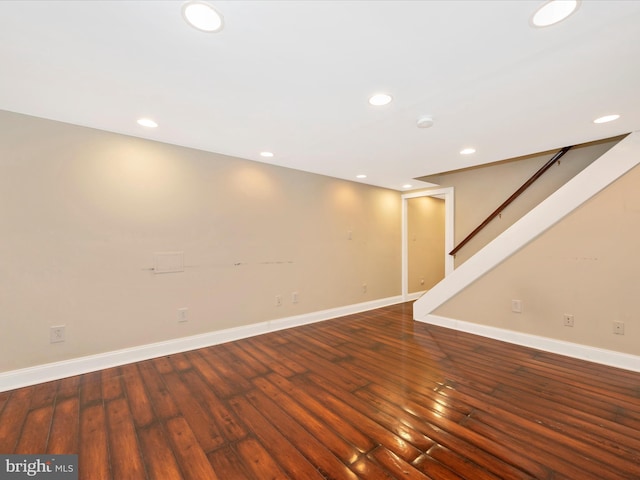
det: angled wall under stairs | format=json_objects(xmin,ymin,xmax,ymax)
[{"xmin": 414, "ymin": 131, "xmax": 640, "ymax": 371}]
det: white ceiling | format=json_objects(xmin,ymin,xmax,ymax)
[{"xmin": 1, "ymin": 1, "xmax": 639, "ymax": 191}]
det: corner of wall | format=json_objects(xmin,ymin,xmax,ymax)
[
  {"xmin": 413, "ymin": 132, "xmax": 640, "ymax": 368},
  {"xmin": 414, "ymin": 131, "xmax": 640, "ymax": 319}
]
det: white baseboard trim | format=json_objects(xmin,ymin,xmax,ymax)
[
  {"xmin": 0, "ymin": 296, "xmax": 404, "ymax": 392},
  {"xmin": 404, "ymin": 291, "xmax": 425, "ymax": 301},
  {"xmin": 419, "ymin": 314, "xmax": 640, "ymax": 373},
  {"xmin": 414, "ymin": 133, "xmax": 640, "ymax": 318}
]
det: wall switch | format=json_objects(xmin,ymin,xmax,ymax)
[
  {"xmin": 292, "ymin": 292, "xmax": 299, "ymax": 304},
  {"xmin": 563, "ymin": 314, "xmax": 574, "ymax": 327},
  {"xmin": 50, "ymin": 325, "xmax": 66, "ymax": 343},
  {"xmin": 613, "ymin": 321, "xmax": 625, "ymax": 335},
  {"xmin": 511, "ymin": 299, "xmax": 522, "ymax": 313},
  {"xmin": 275, "ymin": 295, "xmax": 282, "ymax": 307},
  {"xmin": 177, "ymin": 307, "xmax": 188, "ymax": 323}
]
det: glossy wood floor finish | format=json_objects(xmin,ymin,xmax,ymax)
[{"xmin": 2, "ymin": 303, "xmax": 640, "ymax": 479}]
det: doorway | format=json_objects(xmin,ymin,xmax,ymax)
[{"xmin": 402, "ymin": 187, "xmax": 454, "ymax": 300}]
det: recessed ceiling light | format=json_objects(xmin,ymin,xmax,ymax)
[
  {"xmin": 460, "ymin": 147, "xmax": 476, "ymax": 155},
  {"xmin": 531, "ymin": 0, "xmax": 580, "ymax": 28},
  {"xmin": 137, "ymin": 118, "xmax": 158, "ymax": 128},
  {"xmin": 402, "ymin": 184, "xmax": 413, "ymax": 189},
  {"xmin": 368, "ymin": 93, "xmax": 393, "ymax": 106},
  {"xmin": 593, "ymin": 114, "xmax": 620, "ymax": 124},
  {"xmin": 356, "ymin": 174, "xmax": 367, "ymax": 179},
  {"xmin": 260, "ymin": 151, "xmax": 274, "ymax": 158},
  {"xmin": 182, "ymin": 1, "xmax": 224, "ymax": 33}
]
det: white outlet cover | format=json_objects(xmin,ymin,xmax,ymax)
[
  {"xmin": 50, "ymin": 325, "xmax": 65, "ymax": 343},
  {"xmin": 511, "ymin": 300, "xmax": 522, "ymax": 313}
]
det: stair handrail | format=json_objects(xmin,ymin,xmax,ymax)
[{"xmin": 449, "ymin": 146, "xmax": 573, "ymax": 256}]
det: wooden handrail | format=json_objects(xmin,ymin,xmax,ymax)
[{"xmin": 449, "ymin": 146, "xmax": 573, "ymax": 256}]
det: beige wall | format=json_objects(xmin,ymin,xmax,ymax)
[
  {"xmin": 434, "ymin": 162, "xmax": 640, "ymax": 356},
  {"xmin": 0, "ymin": 110, "xmax": 401, "ymax": 372},
  {"xmin": 419, "ymin": 137, "xmax": 622, "ymax": 265},
  {"xmin": 407, "ymin": 196, "xmax": 445, "ymax": 293}
]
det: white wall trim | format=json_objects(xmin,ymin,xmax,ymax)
[
  {"xmin": 0, "ymin": 296, "xmax": 404, "ymax": 392},
  {"xmin": 401, "ymin": 186, "xmax": 455, "ymax": 300},
  {"xmin": 414, "ymin": 131, "xmax": 640, "ymax": 317},
  {"xmin": 420, "ymin": 314, "xmax": 640, "ymax": 373},
  {"xmin": 404, "ymin": 291, "xmax": 425, "ymax": 301}
]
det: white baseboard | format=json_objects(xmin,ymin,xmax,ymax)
[
  {"xmin": 414, "ymin": 133, "xmax": 640, "ymax": 318},
  {"xmin": 0, "ymin": 296, "xmax": 404, "ymax": 392},
  {"xmin": 404, "ymin": 291, "xmax": 425, "ymax": 301},
  {"xmin": 419, "ymin": 314, "xmax": 640, "ymax": 373}
]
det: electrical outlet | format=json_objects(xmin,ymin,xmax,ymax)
[
  {"xmin": 292, "ymin": 292, "xmax": 299, "ymax": 304},
  {"xmin": 563, "ymin": 314, "xmax": 574, "ymax": 327},
  {"xmin": 362, "ymin": 283, "xmax": 367, "ymax": 294},
  {"xmin": 177, "ymin": 307, "xmax": 188, "ymax": 323},
  {"xmin": 275, "ymin": 295, "xmax": 282, "ymax": 307},
  {"xmin": 50, "ymin": 325, "xmax": 66, "ymax": 343},
  {"xmin": 613, "ymin": 321, "xmax": 625, "ymax": 335},
  {"xmin": 511, "ymin": 299, "xmax": 522, "ymax": 313}
]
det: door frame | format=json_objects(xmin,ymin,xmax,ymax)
[{"xmin": 401, "ymin": 187, "xmax": 454, "ymax": 300}]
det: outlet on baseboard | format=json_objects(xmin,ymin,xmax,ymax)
[
  {"xmin": 563, "ymin": 314, "xmax": 574, "ymax": 327},
  {"xmin": 275, "ymin": 295, "xmax": 283, "ymax": 307},
  {"xmin": 177, "ymin": 307, "xmax": 188, "ymax": 323}
]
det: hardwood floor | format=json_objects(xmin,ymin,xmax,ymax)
[{"xmin": 1, "ymin": 302, "xmax": 640, "ymax": 479}]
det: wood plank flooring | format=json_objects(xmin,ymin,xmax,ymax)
[{"xmin": 1, "ymin": 302, "xmax": 640, "ymax": 479}]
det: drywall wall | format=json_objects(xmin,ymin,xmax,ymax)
[
  {"xmin": 433, "ymin": 155, "xmax": 640, "ymax": 356},
  {"xmin": 418, "ymin": 137, "xmax": 623, "ymax": 265},
  {"xmin": 407, "ymin": 196, "xmax": 444, "ymax": 293},
  {"xmin": 0, "ymin": 110, "xmax": 402, "ymax": 372}
]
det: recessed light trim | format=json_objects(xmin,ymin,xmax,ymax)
[
  {"xmin": 368, "ymin": 93, "xmax": 393, "ymax": 106},
  {"xmin": 531, "ymin": 0, "xmax": 580, "ymax": 28},
  {"xmin": 356, "ymin": 174, "xmax": 367, "ymax": 179},
  {"xmin": 460, "ymin": 147, "xmax": 476, "ymax": 155},
  {"xmin": 137, "ymin": 118, "xmax": 158, "ymax": 128},
  {"xmin": 182, "ymin": 1, "xmax": 224, "ymax": 33},
  {"xmin": 402, "ymin": 184, "xmax": 413, "ymax": 189},
  {"xmin": 260, "ymin": 151, "xmax": 274, "ymax": 158},
  {"xmin": 593, "ymin": 114, "xmax": 620, "ymax": 124}
]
